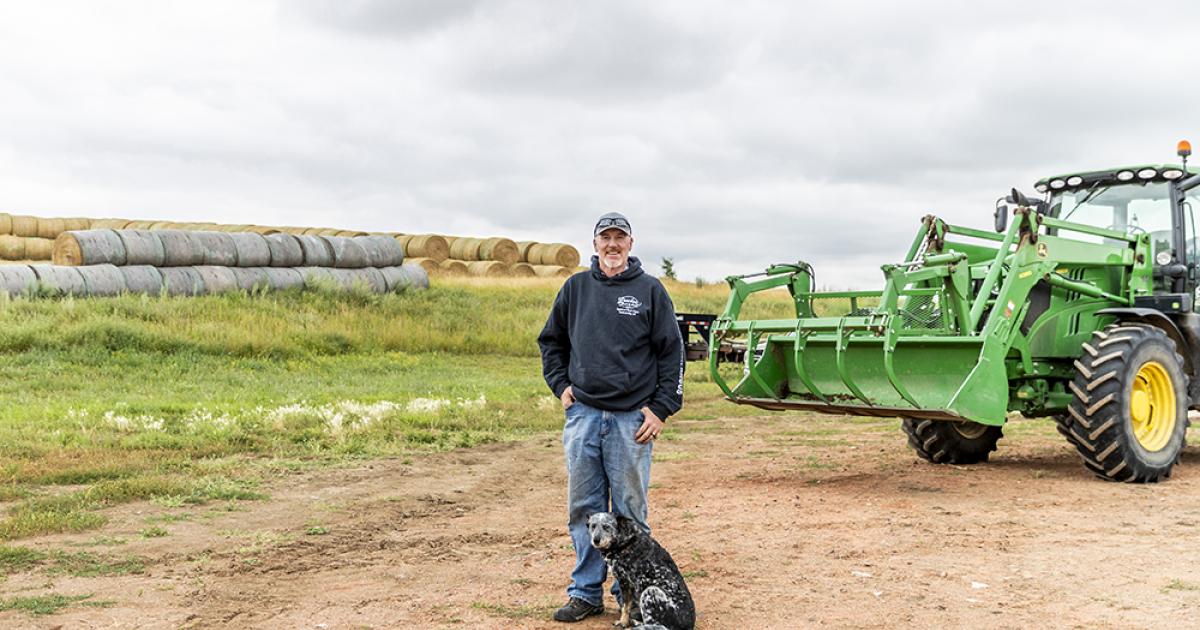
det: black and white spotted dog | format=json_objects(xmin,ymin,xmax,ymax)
[{"xmin": 588, "ymin": 512, "xmax": 695, "ymax": 630}]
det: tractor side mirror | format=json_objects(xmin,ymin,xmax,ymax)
[{"xmin": 994, "ymin": 198, "xmax": 1009, "ymax": 233}]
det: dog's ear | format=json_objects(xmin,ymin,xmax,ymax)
[{"xmin": 614, "ymin": 516, "xmax": 639, "ymax": 544}]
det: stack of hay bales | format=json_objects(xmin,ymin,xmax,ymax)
[{"xmin": 0, "ymin": 214, "xmax": 91, "ymax": 262}]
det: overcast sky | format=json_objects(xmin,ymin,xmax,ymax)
[{"xmin": 1, "ymin": 1, "xmax": 1198, "ymax": 287}]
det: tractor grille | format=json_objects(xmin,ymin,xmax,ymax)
[{"xmin": 898, "ymin": 293, "xmax": 942, "ymax": 329}]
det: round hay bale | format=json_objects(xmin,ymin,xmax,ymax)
[
  {"xmin": 189, "ymin": 231, "xmax": 238, "ymax": 266},
  {"xmin": 116, "ymin": 230, "xmax": 166, "ymax": 266},
  {"xmin": 194, "ymin": 266, "xmax": 239, "ymax": 294},
  {"xmin": 119, "ymin": 266, "xmax": 163, "ymax": 294},
  {"xmin": 277, "ymin": 227, "xmax": 308, "ymax": 235},
  {"xmin": 335, "ymin": 229, "xmax": 368, "ymax": 237},
  {"xmin": 515, "ymin": 241, "xmax": 537, "ymax": 261},
  {"xmin": 52, "ymin": 230, "xmax": 126, "ymax": 266},
  {"xmin": 219, "ymin": 224, "xmax": 253, "ymax": 233},
  {"xmin": 353, "ymin": 235, "xmax": 405, "ymax": 267},
  {"xmin": 30, "ymin": 264, "xmax": 87, "ymax": 296},
  {"xmin": 0, "ymin": 265, "xmax": 36, "ymax": 295},
  {"xmin": 525, "ymin": 243, "xmax": 547, "ymax": 265},
  {"xmin": 11, "ymin": 215, "xmax": 38, "ymax": 237},
  {"xmin": 538, "ymin": 243, "xmax": 581, "ymax": 268},
  {"xmin": 359, "ymin": 267, "xmax": 387, "ymax": 292},
  {"xmin": 322, "ymin": 236, "xmax": 368, "ymax": 268},
  {"xmin": 229, "ymin": 232, "xmax": 271, "ymax": 267},
  {"xmin": 511, "ymin": 262, "xmax": 536, "ymax": 277},
  {"xmin": 157, "ymin": 230, "xmax": 205, "ymax": 266},
  {"xmin": 316, "ymin": 228, "xmax": 341, "ymax": 237},
  {"xmin": 301, "ymin": 228, "xmax": 326, "ymax": 236},
  {"xmin": 90, "ymin": 218, "xmax": 133, "ymax": 229},
  {"xmin": 0, "ymin": 214, "xmax": 12, "ymax": 234},
  {"xmin": 378, "ymin": 266, "xmax": 409, "ymax": 292},
  {"xmin": 230, "ymin": 267, "xmax": 270, "ymax": 292},
  {"xmin": 263, "ymin": 233, "xmax": 304, "ymax": 267},
  {"xmin": 467, "ymin": 260, "xmax": 509, "ymax": 278},
  {"xmin": 478, "ymin": 237, "xmax": 519, "ymax": 264},
  {"xmin": 35, "ymin": 218, "xmax": 66, "ymax": 240},
  {"xmin": 148, "ymin": 221, "xmax": 173, "ymax": 230},
  {"xmin": 0, "ymin": 235, "xmax": 25, "ymax": 260},
  {"xmin": 63, "ymin": 218, "xmax": 91, "ymax": 231},
  {"xmin": 247, "ymin": 226, "xmax": 280, "ymax": 235},
  {"xmin": 76, "ymin": 264, "xmax": 127, "ymax": 297},
  {"xmin": 438, "ymin": 259, "xmax": 468, "ymax": 276},
  {"xmin": 125, "ymin": 220, "xmax": 157, "ymax": 229},
  {"xmin": 159, "ymin": 266, "xmax": 205, "ymax": 296},
  {"xmin": 403, "ymin": 257, "xmax": 439, "ymax": 274},
  {"xmin": 449, "ymin": 237, "xmax": 483, "ymax": 261},
  {"xmin": 263, "ymin": 267, "xmax": 305, "ymax": 291},
  {"xmin": 300, "ymin": 266, "xmax": 335, "ymax": 288},
  {"xmin": 24, "ymin": 238, "xmax": 54, "ymax": 260},
  {"xmin": 296, "ymin": 235, "xmax": 334, "ymax": 267},
  {"xmin": 532, "ymin": 264, "xmax": 573, "ymax": 278}
]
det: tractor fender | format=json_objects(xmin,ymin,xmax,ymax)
[{"xmin": 1096, "ymin": 308, "xmax": 1194, "ymax": 377}]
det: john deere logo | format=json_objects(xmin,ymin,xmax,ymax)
[{"xmin": 616, "ymin": 295, "xmax": 641, "ymax": 316}]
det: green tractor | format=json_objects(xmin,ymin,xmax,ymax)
[{"xmin": 709, "ymin": 142, "xmax": 1200, "ymax": 482}]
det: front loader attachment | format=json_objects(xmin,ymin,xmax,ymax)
[{"xmin": 709, "ymin": 212, "xmax": 1140, "ymax": 426}]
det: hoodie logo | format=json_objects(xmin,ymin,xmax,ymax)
[{"xmin": 616, "ymin": 295, "xmax": 641, "ymax": 316}]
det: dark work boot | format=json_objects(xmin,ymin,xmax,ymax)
[{"xmin": 553, "ymin": 597, "xmax": 604, "ymax": 622}]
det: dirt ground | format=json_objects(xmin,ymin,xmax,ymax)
[{"xmin": 7, "ymin": 411, "xmax": 1200, "ymax": 629}]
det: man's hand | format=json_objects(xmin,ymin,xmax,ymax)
[
  {"xmin": 634, "ymin": 407, "xmax": 664, "ymax": 444},
  {"xmin": 560, "ymin": 386, "xmax": 576, "ymax": 410}
]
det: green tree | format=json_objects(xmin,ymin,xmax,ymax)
[{"xmin": 661, "ymin": 257, "xmax": 677, "ymax": 280}]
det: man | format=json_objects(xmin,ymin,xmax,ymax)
[{"xmin": 538, "ymin": 211, "xmax": 685, "ymax": 623}]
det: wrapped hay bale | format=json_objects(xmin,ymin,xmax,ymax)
[
  {"xmin": 511, "ymin": 262, "xmax": 536, "ymax": 277},
  {"xmin": 467, "ymin": 260, "xmax": 509, "ymax": 278},
  {"xmin": 30, "ymin": 264, "xmax": 87, "ymax": 296},
  {"xmin": 116, "ymin": 230, "xmax": 166, "ymax": 266},
  {"xmin": 438, "ymin": 259, "xmax": 468, "ymax": 276},
  {"xmin": 229, "ymin": 232, "xmax": 272, "ymax": 267},
  {"xmin": 157, "ymin": 230, "xmax": 205, "ymax": 266},
  {"xmin": 300, "ymin": 266, "xmax": 335, "ymax": 288},
  {"xmin": 532, "ymin": 265, "xmax": 574, "ymax": 278},
  {"xmin": 322, "ymin": 236, "xmax": 369, "ymax": 268},
  {"xmin": 478, "ymin": 237, "xmax": 519, "ymax": 264},
  {"xmin": 0, "ymin": 264, "xmax": 36, "ymax": 295},
  {"xmin": 264, "ymin": 232, "xmax": 304, "ymax": 267},
  {"xmin": 10, "ymin": 215, "xmax": 39, "ymax": 237},
  {"xmin": 396, "ymin": 234, "xmax": 449, "ymax": 262},
  {"xmin": 159, "ymin": 267, "xmax": 205, "ymax": 296},
  {"xmin": 230, "ymin": 267, "xmax": 270, "ymax": 292},
  {"xmin": 190, "ymin": 231, "xmax": 239, "ymax": 266},
  {"xmin": 24, "ymin": 238, "xmax": 54, "ymax": 260},
  {"xmin": 357, "ymin": 267, "xmax": 388, "ymax": 292},
  {"xmin": 53, "ymin": 230, "xmax": 127, "ymax": 266},
  {"xmin": 399, "ymin": 263, "xmax": 430, "ymax": 289},
  {"xmin": 194, "ymin": 266, "xmax": 239, "ymax": 294},
  {"xmin": 354, "ymin": 235, "xmax": 405, "ymax": 267},
  {"xmin": 76, "ymin": 264, "xmax": 127, "ymax": 296},
  {"xmin": 0, "ymin": 235, "xmax": 25, "ymax": 260},
  {"xmin": 264, "ymin": 267, "xmax": 305, "ymax": 291},
  {"xmin": 120, "ymin": 265, "xmax": 163, "ymax": 294},
  {"xmin": 296, "ymin": 235, "xmax": 333, "ymax": 267}
]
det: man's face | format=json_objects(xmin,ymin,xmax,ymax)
[{"xmin": 594, "ymin": 227, "xmax": 632, "ymax": 272}]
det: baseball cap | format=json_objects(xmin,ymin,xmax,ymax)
[{"xmin": 594, "ymin": 212, "xmax": 632, "ymax": 237}]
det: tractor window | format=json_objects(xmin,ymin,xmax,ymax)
[{"xmin": 1052, "ymin": 182, "xmax": 1172, "ymax": 246}]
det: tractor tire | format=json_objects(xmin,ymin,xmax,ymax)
[
  {"xmin": 901, "ymin": 418, "xmax": 1003, "ymax": 464},
  {"xmin": 1064, "ymin": 323, "xmax": 1189, "ymax": 483}
]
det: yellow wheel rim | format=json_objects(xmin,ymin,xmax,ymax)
[{"xmin": 1130, "ymin": 361, "xmax": 1176, "ymax": 452}]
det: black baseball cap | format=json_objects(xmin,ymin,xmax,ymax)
[{"xmin": 594, "ymin": 212, "xmax": 632, "ymax": 237}]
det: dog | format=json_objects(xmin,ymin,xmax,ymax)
[{"xmin": 588, "ymin": 512, "xmax": 695, "ymax": 630}]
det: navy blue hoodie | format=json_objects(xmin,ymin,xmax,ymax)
[{"xmin": 538, "ymin": 255, "xmax": 684, "ymax": 420}]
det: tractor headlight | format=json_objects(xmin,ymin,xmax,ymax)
[
  {"xmin": 1138, "ymin": 168, "xmax": 1158, "ymax": 179},
  {"xmin": 1050, "ymin": 179, "xmax": 1066, "ymax": 189},
  {"xmin": 1117, "ymin": 170, "xmax": 1135, "ymax": 181},
  {"xmin": 1156, "ymin": 251, "xmax": 1173, "ymax": 266},
  {"xmin": 1164, "ymin": 169, "xmax": 1184, "ymax": 180},
  {"xmin": 1067, "ymin": 176, "xmax": 1083, "ymax": 186},
  {"xmin": 1036, "ymin": 183, "xmax": 1049, "ymax": 193}
]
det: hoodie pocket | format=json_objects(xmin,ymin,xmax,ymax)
[{"xmin": 573, "ymin": 367, "xmax": 631, "ymax": 397}]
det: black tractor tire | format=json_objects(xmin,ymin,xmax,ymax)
[
  {"xmin": 901, "ymin": 417, "xmax": 1004, "ymax": 464},
  {"xmin": 1063, "ymin": 323, "xmax": 1189, "ymax": 483}
]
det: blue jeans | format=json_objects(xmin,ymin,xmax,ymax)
[{"xmin": 562, "ymin": 401, "xmax": 653, "ymax": 606}]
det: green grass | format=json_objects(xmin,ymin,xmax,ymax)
[
  {"xmin": 0, "ymin": 278, "xmax": 765, "ymax": 541},
  {"xmin": 0, "ymin": 593, "xmax": 93, "ymax": 616}
]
